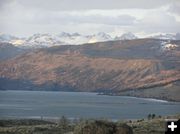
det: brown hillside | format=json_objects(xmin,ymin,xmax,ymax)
[
  {"xmin": 0, "ymin": 39, "xmax": 180, "ymax": 100},
  {"xmin": 0, "ymin": 52, "xmax": 179, "ymax": 92}
]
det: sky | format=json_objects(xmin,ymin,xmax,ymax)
[{"xmin": 0, "ymin": 0, "xmax": 180, "ymax": 37}]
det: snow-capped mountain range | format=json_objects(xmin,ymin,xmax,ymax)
[
  {"xmin": 0, "ymin": 32, "xmax": 114, "ymax": 49},
  {"xmin": 0, "ymin": 32, "xmax": 180, "ymax": 49}
]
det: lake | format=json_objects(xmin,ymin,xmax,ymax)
[{"xmin": 0, "ymin": 90, "xmax": 179, "ymax": 120}]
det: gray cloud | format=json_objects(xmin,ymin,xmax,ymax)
[
  {"xmin": 27, "ymin": 13, "xmax": 136, "ymax": 26},
  {"xmin": 0, "ymin": 0, "xmax": 173, "ymax": 11},
  {"xmin": 0, "ymin": 0, "xmax": 180, "ymax": 37}
]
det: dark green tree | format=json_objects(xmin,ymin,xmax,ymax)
[
  {"xmin": 148, "ymin": 114, "xmax": 152, "ymax": 120},
  {"xmin": 152, "ymin": 114, "xmax": 156, "ymax": 119}
]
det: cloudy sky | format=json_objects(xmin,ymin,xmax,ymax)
[{"xmin": 0, "ymin": 0, "xmax": 180, "ymax": 37}]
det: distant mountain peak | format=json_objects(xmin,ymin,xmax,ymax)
[
  {"xmin": 96, "ymin": 32, "xmax": 112, "ymax": 39},
  {"xmin": 58, "ymin": 32, "xmax": 71, "ymax": 37},
  {"xmin": 115, "ymin": 32, "xmax": 137, "ymax": 40}
]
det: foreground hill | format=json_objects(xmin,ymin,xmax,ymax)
[
  {"xmin": 0, "ymin": 39, "xmax": 180, "ymax": 101},
  {"xmin": 0, "ymin": 114, "xmax": 179, "ymax": 134}
]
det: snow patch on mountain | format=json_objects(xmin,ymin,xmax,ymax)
[
  {"xmin": 57, "ymin": 32, "xmax": 90, "ymax": 45},
  {"xmin": 22, "ymin": 34, "xmax": 67, "ymax": 48},
  {"xmin": 160, "ymin": 41, "xmax": 178, "ymax": 51},
  {"xmin": 115, "ymin": 32, "xmax": 137, "ymax": 40},
  {"xmin": 88, "ymin": 32, "xmax": 113, "ymax": 43}
]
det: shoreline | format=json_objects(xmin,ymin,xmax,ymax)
[
  {"xmin": 0, "ymin": 89, "xmax": 178, "ymax": 103},
  {"xmin": 0, "ymin": 114, "xmax": 179, "ymax": 122},
  {"xmin": 96, "ymin": 92, "xmax": 170, "ymax": 103},
  {"xmin": 0, "ymin": 114, "xmax": 179, "ymax": 123}
]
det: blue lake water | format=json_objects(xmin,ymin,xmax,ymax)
[{"xmin": 0, "ymin": 90, "xmax": 179, "ymax": 120}]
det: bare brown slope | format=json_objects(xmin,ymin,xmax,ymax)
[{"xmin": 0, "ymin": 51, "xmax": 179, "ymax": 92}]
